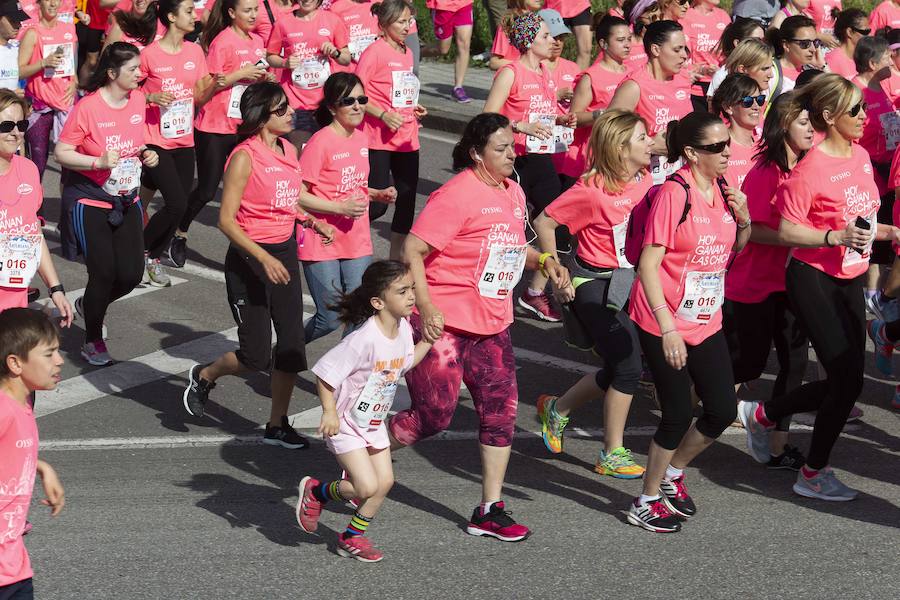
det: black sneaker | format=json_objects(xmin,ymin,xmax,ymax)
[
  {"xmin": 766, "ymin": 445, "xmax": 805, "ymax": 471},
  {"xmin": 465, "ymin": 500, "xmax": 530, "ymax": 541},
  {"xmin": 659, "ymin": 474, "xmax": 697, "ymax": 518},
  {"xmin": 164, "ymin": 235, "xmax": 187, "ymax": 268},
  {"xmin": 263, "ymin": 416, "xmax": 309, "ymax": 449},
  {"xmin": 627, "ymin": 497, "xmax": 681, "ymax": 533},
  {"xmin": 183, "ymin": 364, "xmax": 215, "ymax": 417}
]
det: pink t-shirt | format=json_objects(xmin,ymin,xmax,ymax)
[
  {"xmin": 543, "ymin": 0, "xmax": 589, "ymax": 18},
  {"xmin": 725, "ymin": 160, "xmax": 791, "ymax": 303},
  {"xmin": 254, "ymin": 0, "xmax": 299, "ymax": 43},
  {"xmin": 781, "ymin": 61, "xmax": 801, "ymax": 84},
  {"xmin": 355, "ymin": 38, "xmax": 420, "ymax": 152},
  {"xmin": 559, "ymin": 60, "xmax": 627, "ymax": 178},
  {"xmin": 549, "ymin": 58, "xmax": 580, "ymax": 174},
  {"xmin": 23, "ymin": 21, "xmax": 77, "ymax": 111},
  {"xmin": 228, "ymin": 137, "xmax": 302, "ymax": 244},
  {"xmin": 726, "ymin": 136, "xmax": 756, "ymax": 190},
  {"xmin": 807, "ymin": 0, "xmax": 841, "ymax": 34},
  {"xmin": 0, "ymin": 156, "xmax": 43, "ymax": 312},
  {"xmin": 411, "ymin": 169, "xmax": 528, "ymax": 336},
  {"xmin": 496, "ymin": 60, "xmax": 558, "ymax": 156},
  {"xmin": 267, "ymin": 10, "xmax": 349, "ymax": 110},
  {"xmin": 140, "ymin": 41, "xmax": 209, "ymax": 150},
  {"xmin": 297, "ymin": 126, "xmax": 372, "ymax": 261},
  {"xmin": 889, "ymin": 148, "xmax": 900, "ymax": 228},
  {"xmin": 681, "ymin": 6, "xmax": 730, "ymax": 83},
  {"xmin": 545, "ymin": 173, "xmax": 653, "ymax": 269},
  {"xmin": 426, "ymin": 0, "xmax": 473, "ymax": 11},
  {"xmin": 330, "ymin": 0, "xmax": 379, "ymax": 69},
  {"xmin": 869, "ymin": 0, "xmax": 900, "ymax": 31},
  {"xmin": 777, "ymin": 145, "xmax": 881, "ymax": 279},
  {"xmin": 491, "ymin": 24, "xmax": 520, "ymax": 62},
  {"xmin": 313, "ymin": 315, "xmax": 414, "ymax": 455},
  {"xmin": 59, "ymin": 89, "xmax": 147, "ymax": 206},
  {"xmin": 86, "ymin": 0, "xmax": 116, "ymax": 31},
  {"xmin": 825, "ymin": 48, "xmax": 856, "ymax": 79},
  {"xmin": 854, "ymin": 79, "xmax": 894, "ymax": 168},
  {"xmin": 884, "ymin": 70, "xmax": 900, "ymax": 103},
  {"xmin": 628, "ymin": 167, "xmax": 737, "ymax": 345},
  {"xmin": 0, "ymin": 391, "xmax": 38, "ymax": 587},
  {"xmin": 624, "ymin": 65, "xmax": 693, "ymax": 136},
  {"xmin": 625, "ymin": 47, "xmax": 648, "ymax": 70},
  {"xmin": 196, "ymin": 28, "xmax": 267, "ymax": 135}
]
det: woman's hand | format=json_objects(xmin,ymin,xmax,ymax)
[
  {"xmin": 97, "ymin": 150, "xmax": 120, "ymax": 170},
  {"xmin": 554, "ymin": 283, "xmax": 576, "ymax": 304},
  {"xmin": 369, "ymin": 186, "xmax": 397, "ymax": 204},
  {"xmin": 724, "ymin": 186, "xmax": 750, "ymax": 225},
  {"xmin": 524, "ymin": 120, "xmax": 553, "ymax": 140},
  {"xmin": 555, "ymin": 113, "xmax": 576, "ymax": 128},
  {"xmin": 242, "ymin": 63, "xmax": 270, "ymax": 80},
  {"xmin": 140, "ymin": 149, "xmax": 159, "ymax": 168},
  {"xmin": 313, "ymin": 220, "xmax": 335, "ymax": 245},
  {"xmin": 341, "ymin": 195, "xmax": 369, "ymax": 218},
  {"xmin": 414, "ymin": 104, "xmax": 427, "ymax": 120},
  {"xmin": 321, "ymin": 41, "xmax": 339, "ymax": 59},
  {"xmin": 557, "ymin": 86, "xmax": 574, "ymax": 103},
  {"xmin": 662, "ymin": 330, "xmax": 687, "ymax": 370},
  {"xmin": 51, "ymin": 291, "xmax": 73, "ymax": 328},
  {"xmin": 149, "ymin": 91, "xmax": 174, "ymax": 107},
  {"xmin": 259, "ymin": 252, "xmax": 291, "ymax": 285},
  {"xmin": 419, "ymin": 302, "xmax": 445, "ymax": 344},
  {"xmin": 37, "ymin": 461, "xmax": 65, "ymax": 517},
  {"xmin": 381, "ymin": 110, "xmax": 404, "ymax": 131},
  {"xmin": 285, "ymin": 54, "xmax": 302, "ymax": 70},
  {"xmin": 543, "ymin": 257, "xmax": 571, "ymax": 290},
  {"xmin": 41, "ymin": 48, "xmax": 64, "ymax": 70},
  {"xmin": 837, "ymin": 220, "xmax": 872, "ymax": 251},
  {"xmin": 317, "ymin": 408, "xmax": 340, "ymax": 437},
  {"xmin": 76, "ymin": 11, "xmax": 91, "ymax": 26}
]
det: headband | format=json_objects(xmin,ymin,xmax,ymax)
[
  {"xmin": 508, "ymin": 12, "xmax": 543, "ymax": 53},
  {"xmin": 628, "ymin": 0, "xmax": 658, "ymax": 25}
]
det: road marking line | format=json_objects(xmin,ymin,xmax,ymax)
[
  {"xmin": 419, "ymin": 130, "xmax": 458, "ymax": 145},
  {"xmin": 31, "ymin": 276, "xmax": 189, "ymax": 313},
  {"xmin": 180, "ymin": 262, "xmax": 316, "ymax": 307}
]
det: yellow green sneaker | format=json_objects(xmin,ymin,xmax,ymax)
[
  {"xmin": 537, "ymin": 394, "xmax": 569, "ymax": 454},
  {"xmin": 595, "ymin": 447, "xmax": 645, "ymax": 479}
]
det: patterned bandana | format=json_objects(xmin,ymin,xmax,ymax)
[{"xmin": 508, "ymin": 12, "xmax": 543, "ymax": 54}]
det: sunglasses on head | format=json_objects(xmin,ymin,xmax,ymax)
[
  {"xmin": 848, "ymin": 100, "xmax": 868, "ymax": 117},
  {"xmin": 0, "ymin": 120, "xmax": 28, "ymax": 134},
  {"xmin": 692, "ymin": 139, "xmax": 731, "ymax": 154},
  {"xmin": 851, "ymin": 26, "xmax": 872, "ymax": 35},
  {"xmin": 739, "ymin": 94, "xmax": 766, "ymax": 108},
  {"xmin": 337, "ymin": 95, "xmax": 369, "ymax": 107},
  {"xmin": 270, "ymin": 102, "xmax": 289, "ymax": 117},
  {"xmin": 787, "ymin": 38, "xmax": 823, "ymax": 50}
]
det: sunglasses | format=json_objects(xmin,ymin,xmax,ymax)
[
  {"xmin": 270, "ymin": 102, "xmax": 289, "ymax": 117},
  {"xmin": 787, "ymin": 38, "xmax": 823, "ymax": 50},
  {"xmin": 848, "ymin": 100, "xmax": 868, "ymax": 117},
  {"xmin": 739, "ymin": 94, "xmax": 766, "ymax": 108},
  {"xmin": 337, "ymin": 95, "xmax": 369, "ymax": 107},
  {"xmin": 692, "ymin": 139, "xmax": 731, "ymax": 154},
  {"xmin": 0, "ymin": 120, "xmax": 28, "ymax": 134},
  {"xmin": 851, "ymin": 26, "xmax": 871, "ymax": 35},
  {"xmin": 676, "ymin": 0, "xmax": 690, "ymax": 5}
]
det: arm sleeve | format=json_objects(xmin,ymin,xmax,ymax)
[
  {"xmin": 544, "ymin": 185, "xmax": 592, "ymax": 234},
  {"xmin": 410, "ymin": 184, "xmax": 470, "ymax": 252},
  {"xmin": 776, "ymin": 176, "xmax": 814, "ymax": 226}
]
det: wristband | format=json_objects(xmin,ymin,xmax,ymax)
[
  {"xmin": 48, "ymin": 284, "xmax": 65, "ymax": 296},
  {"xmin": 737, "ymin": 218, "xmax": 751, "ymax": 230},
  {"xmin": 378, "ymin": 110, "xmax": 386, "ymax": 121},
  {"xmin": 538, "ymin": 252, "xmax": 553, "ymax": 276},
  {"xmin": 660, "ymin": 329, "xmax": 676, "ymax": 336},
  {"xmin": 651, "ymin": 304, "xmax": 668, "ymax": 313},
  {"xmin": 824, "ymin": 229, "xmax": 835, "ymax": 247}
]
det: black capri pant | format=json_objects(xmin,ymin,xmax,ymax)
[
  {"xmin": 637, "ymin": 326, "xmax": 737, "ymax": 450},
  {"xmin": 142, "ymin": 145, "xmax": 195, "ymax": 258},
  {"xmin": 224, "ymin": 237, "xmax": 308, "ymax": 374},
  {"xmin": 368, "ymin": 148, "xmax": 419, "ymax": 235}
]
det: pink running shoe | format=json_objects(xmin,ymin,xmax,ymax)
[
  {"xmin": 466, "ymin": 501, "xmax": 530, "ymax": 542},
  {"xmin": 336, "ymin": 534, "xmax": 384, "ymax": 562},
  {"xmin": 295, "ymin": 476, "xmax": 323, "ymax": 533},
  {"xmin": 517, "ymin": 292, "xmax": 561, "ymax": 322}
]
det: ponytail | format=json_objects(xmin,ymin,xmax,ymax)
[
  {"xmin": 114, "ymin": 1, "xmax": 159, "ymax": 47},
  {"xmin": 665, "ymin": 111, "xmax": 724, "ymax": 163},
  {"xmin": 201, "ymin": 0, "xmax": 237, "ymax": 51},
  {"xmin": 331, "ymin": 260, "xmax": 411, "ymax": 326}
]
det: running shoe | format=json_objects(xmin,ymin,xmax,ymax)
[
  {"xmin": 793, "ymin": 466, "xmax": 859, "ymax": 501},
  {"xmin": 595, "ymin": 447, "xmax": 645, "ymax": 479},
  {"xmin": 451, "ymin": 86, "xmax": 472, "ymax": 103},
  {"xmin": 659, "ymin": 474, "xmax": 696, "ymax": 518},
  {"xmin": 626, "ymin": 497, "xmax": 681, "ymax": 533},
  {"xmin": 846, "ymin": 404, "xmax": 864, "ymax": 422},
  {"xmin": 866, "ymin": 319, "xmax": 893, "ymax": 376},
  {"xmin": 182, "ymin": 363, "xmax": 215, "ymax": 418},
  {"xmin": 81, "ymin": 340, "xmax": 112, "ymax": 366},
  {"xmin": 737, "ymin": 400, "xmax": 772, "ymax": 464},
  {"xmin": 472, "ymin": 51, "xmax": 491, "ymax": 62},
  {"xmin": 867, "ymin": 291, "xmax": 900, "ymax": 322},
  {"xmin": 766, "ymin": 445, "xmax": 805, "ymax": 471},
  {"xmin": 536, "ymin": 394, "xmax": 568, "ymax": 454},
  {"xmin": 263, "ymin": 415, "xmax": 309, "ymax": 449},
  {"xmin": 164, "ymin": 235, "xmax": 187, "ymax": 268},
  {"xmin": 336, "ymin": 533, "xmax": 384, "ymax": 562},
  {"xmin": 466, "ymin": 501, "xmax": 530, "ymax": 542},
  {"xmin": 296, "ymin": 476, "xmax": 323, "ymax": 533},
  {"xmin": 145, "ymin": 257, "xmax": 172, "ymax": 288},
  {"xmin": 517, "ymin": 292, "xmax": 561, "ymax": 322},
  {"xmin": 893, "ymin": 385, "xmax": 900, "ymax": 410},
  {"xmin": 74, "ymin": 296, "xmax": 108, "ymax": 340}
]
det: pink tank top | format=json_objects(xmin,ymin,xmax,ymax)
[{"xmin": 497, "ymin": 61, "xmax": 558, "ymax": 156}]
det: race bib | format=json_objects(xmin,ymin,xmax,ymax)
[
  {"xmin": 349, "ymin": 34, "xmax": 377, "ymax": 62},
  {"xmin": 553, "ymin": 125, "xmax": 574, "ymax": 153},
  {"xmin": 42, "ymin": 43, "xmax": 75, "ymax": 78},
  {"xmin": 842, "ymin": 213, "xmax": 876, "ymax": 269},
  {"xmin": 58, "ymin": 12, "xmax": 74, "ymax": 23},
  {"xmin": 612, "ymin": 218, "xmax": 632, "ymax": 268},
  {"xmin": 0, "ymin": 234, "xmax": 42, "ymax": 289},
  {"xmin": 390, "ymin": 70, "xmax": 419, "ymax": 108},
  {"xmin": 880, "ymin": 110, "xmax": 900, "ymax": 151},
  {"xmin": 651, "ymin": 155, "xmax": 682, "ymax": 185},
  {"xmin": 526, "ymin": 114, "xmax": 556, "ymax": 154},
  {"xmin": 292, "ymin": 57, "xmax": 330, "ymax": 90},
  {"xmin": 227, "ymin": 84, "xmax": 247, "ymax": 119},
  {"xmin": 676, "ymin": 270, "xmax": 725, "ymax": 323},
  {"xmin": 160, "ymin": 99, "xmax": 193, "ymax": 139},
  {"xmin": 478, "ymin": 244, "xmax": 527, "ymax": 299},
  {"xmin": 102, "ymin": 157, "xmax": 141, "ymax": 196},
  {"xmin": 350, "ymin": 369, "xmax": 399, "ymax": 430}
]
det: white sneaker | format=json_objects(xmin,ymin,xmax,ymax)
[
  {"xmin": 793, "ymin": 466, "xmax": 858, "ymax": 501},
  {"xmin": 145, "ymin": 257, "xmax": 171, "ymax": 288},
  {"xmin": 74, "ymin": 296, "xmax": 108, "ymax": 340}
]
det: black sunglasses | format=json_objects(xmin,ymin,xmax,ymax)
[
  {"xmin": 851, "ymin": 26, "xmax": 871, "ymax": 35},
  {"xmin": 691, "ymin": 139, "xmax": 731, "ymax": 154},
  {"xmin": 0, "ymin": 120, "xmax": 28, "ymax": 134},
  {"xmin": 787, "ymin": 38, "xmax": 823, "ymax": 50},
  {"xmin": 270, "ymin": 102, "xmax": 289, "ymax": 117},
  {"xmin": 849, "ymin": 100, "xmax": 868, "ymax": 117},
  {"xmin": 676, "ymin": 0, "xmax": 689, "ymax": 5},
  {"xmin": 739, "ymin": 94, "xmax": 766, "ymax": 108},
  {"xmin": 337, "ymin": 95, "xmax": 369, "ymax": 107}
]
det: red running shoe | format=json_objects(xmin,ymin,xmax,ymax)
[
  {"xmin": 336, "ymin": 534, "xmax": 384, "ymax": 562},
  {"xmin": 517, "ymin": 292, "xmax": 561, "ymax": 322},
  {"xmin": 466, "ymin": 501, "xmax": 530, "ymax": 542},
  {"xmin": 295, "ymin": 476, "xmax": 323, "ymax": 533}
]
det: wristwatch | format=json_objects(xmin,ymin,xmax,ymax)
[{"xmin": 48, "ymin": 284, "xmax": 65, "ymax": 295}]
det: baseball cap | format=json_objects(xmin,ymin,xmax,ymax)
[
  {"xmin": 0, "ymin": 0, "xmax": 30, "ymax": 23},
  {"xmin": 539, "ymin": 9, "xmax": 571, "ymax": 38}
]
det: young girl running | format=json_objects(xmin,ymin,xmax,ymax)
[{"xmin": 296, "ymin": 260, "xmax": 439, "ymax": 563}]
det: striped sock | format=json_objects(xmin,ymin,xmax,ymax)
[
  {"xmin": 344, "ymin": 512, "xmax": 371, "ymax": 538},
  {"xmin": 313, "ymin": 480, "xmax": 344, "ymax": 503}
]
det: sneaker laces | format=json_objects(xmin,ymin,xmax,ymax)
[
  {"xmin": 547, "ymin": 400, "xmax": 569, "ymax": 436},
  {"xmin": 649, "ymin": 500, "xmax": 674, "ymax": 519},
  {"xmin": 94, "ymin": 340, "xmax": 109, "ymax": 354},
  {"xmin": 484, "ymin": 504, "xmax": 517, "ymax": 528},
  {"xmin": 669, "ymin": 476, "xmax": 689, "ymax": 500},
  {"xmin": 606, "ymin": 447, "xmax": 635, "ymax": 468}
]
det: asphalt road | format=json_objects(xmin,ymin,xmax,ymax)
[{"xmin": 21, "ymin": 129, "xmax": 900, "ymax": 599}]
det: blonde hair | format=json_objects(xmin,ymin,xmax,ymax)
[
  {"xmin": 583, "ymin": 110, "xmax": 648, "ymax": 194},
  {"xmin": 797, "ymin": 73, "xmax": 861, "ymax": 132},
  {"xmin": 725, "ymin": 38, "xmax": 774, "ymax": 73},
  {"xmin": 0, "ymin": 90, "xmax": 27, "ymax": 118}
]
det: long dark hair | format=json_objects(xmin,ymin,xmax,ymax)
[
  {"xmin": 766, "ymin": 14, "xmax": 816, "ymax": 59},
  {"xmin": 236, "ymin": 81, "xmax": 288, "ymax": 139},
  {"xmin": 665, "ymin": 111, "xmax": 724, "ymax": 163},
  {"xmin": 332, "ymin": 260, "xmax": 411, "ymax": 326},
  {"xmin": 715, "ymin": 17, "xmax": 764, "ymax": 59},
  {"xmin": 753, "ymin": 91, "xmax": 808, "ymax": 173},
  {"xmin": 85, "ymin": 42, "xmax": 140, "ymax": 92},
  {"xmin": 314, "ymin": 72, "xmax": 364, "ymax": 127},
  {"xmin": 202, "ymin": 0, "xmax": 240, "ymax": 50},
  {"xmin": 452, "ymin": 113, "xmax": 510, "ymax": 171},
  {"xmin": 157, "ymin": 0, "xmax": 190, "ymax": 28},
  {"xmin": 114, "ymin": 0, "xmax": 159, "ymax": 47}
]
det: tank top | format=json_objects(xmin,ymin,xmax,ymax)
[{"xmin": 497, "ymin": 60, "xmax": 558, "ymax": 156}]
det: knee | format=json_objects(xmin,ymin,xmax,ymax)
[
  {"xmin": 352, "ymin": 476, "xmax": 379, "ymax": 501},
  {"xmin": 654, "ymin": 402, "xmax": 694, "ymax": 450},
  {"xmin": 696, "ymin": 397, "xmax": 738, "ymax": 439},
  {"xmin": 388, "ymin": 406, "xmax": 454, "ymax": 445},
  {"xmin": 478, "ymin": 414, "xmax": 515, "ymax": 447},
  {"xmin": 377, "ymin": 472, "xmax": 395, "ymax": 497}
]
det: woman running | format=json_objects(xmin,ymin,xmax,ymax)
[
  {"xmin": 825, "ymin": 8, "xmax": 868, "ymax": 79},
  {"xmin": 767, "ymin": 14, "xmax": 820, "ymax": 88},
  {"xmin": 487, "ymin": 0, "xmax": 540, "ymax": 71},
  {"xmin": 104, "ymin": 0, "xmax": 166, "ymax": 51},
  {"xmin": 534, "ymin": 109, "xmax": 652, "ymax": 479},
  {"xmin": 711, "ymin": 73, "xmax": 763, "ymax": 188},
  {"xmin": 705, "ymin": 17, "xmax": 766, "ymax": 100},
  {"xmin": 627, "ymin": 111, "xmax": 751, "ymax": 533},
  {"xmin": 329, "ymin": 0, "xmax": 380, "ymax": 69},
  {"xmin": 54, "ymin": 42, "xmax": 160, "ymax": 366}
]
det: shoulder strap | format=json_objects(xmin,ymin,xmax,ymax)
[
  {"xmin": 667, "ymin": 173, "xmax": 692, "ymax": 226},
  {"xmin": 261, "ymin": 0, "xmax": 275, "ymax": 24}
]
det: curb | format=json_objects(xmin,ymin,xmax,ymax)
[{"xmin": 421, "ymin": 107, "xmax": 471, "ymax": 136}]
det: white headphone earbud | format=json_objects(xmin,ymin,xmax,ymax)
[{"xmin": 475, "ymin": 154, "xmax": 483, "ymax": 162}]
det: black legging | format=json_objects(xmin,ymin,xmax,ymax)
[
  {"xmin": 762, "ymin": 259, "xmax": 865, "ymax": 470},
  {"xmin": 142, "ymin": 145, "xmax": 195, "ymax": 257},
  {"xmin": 179, "ymin": 130, "xmax": 238, "ymax": 232},
  {"xmin": 638, "ymin": 326, "xmax": 737, "ymax": 450},
  {"xmin": 367, "ymin": 149, "xmax": 419, "ymax": 234},
  {"xmin": 513, "ymin": 153, "xmax": 561, "ymax": 216},
  {"xmin": 72, "ymin": 201, "xmax": 145, "ymax": 342}
]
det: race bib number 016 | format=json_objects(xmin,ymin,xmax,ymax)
[
  {"xmin": 102, "ymin": 157, "xmax": 141, "ymax": 196},
  {"xmin": 160, "ymin": 99, "xmax": 193, "ymax": 139},
  {"xmin": 350, "ymin": 370, "xmax": 399, "ymax": 430},
  {"xmin": 292, "ymin": 58, "xmax": 330, "ymax": 90},
  {"xmin": 0, "ymin": 234, "xmax": 42, "ymax": 289},
  {"xmin": 676, "ymin": 270, "xmax": 725, "ymax": 323},
  {"xmin": 478, "ymin": 244, "xmax": 527, "ymax": 299},
  {"xmin": 391, "ymin": 70, "xmax": 419, "ymax": 108}
]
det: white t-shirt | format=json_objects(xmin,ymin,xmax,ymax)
[{"xmin": 0, "ymin": 42, "xmax": 20, "ymax": 91}]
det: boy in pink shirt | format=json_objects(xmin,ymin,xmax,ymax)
[{"xmin": 0, "ymin": 308, "xmax": 65, "ymax": 599}]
